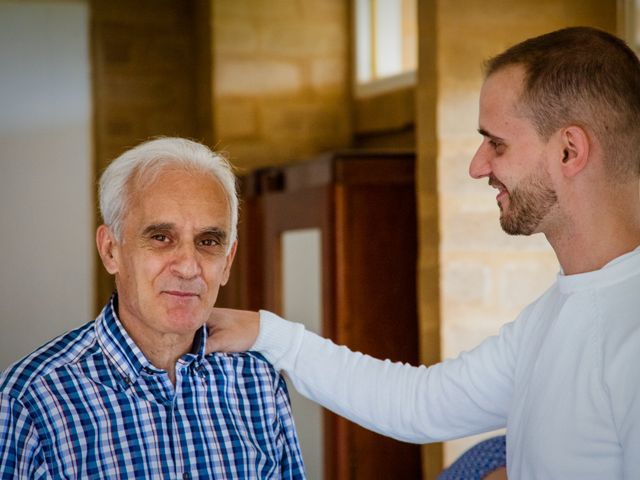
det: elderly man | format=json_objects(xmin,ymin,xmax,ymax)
[
  {"xmin": 0, "ymin": 138, "xmax": 305, "ymax": 478},
  {"xmin": 208, "ymin": 27, "xmax": 640, "ymax": 479}
]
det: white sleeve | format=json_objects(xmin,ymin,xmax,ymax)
[{"xmin": 253, "ymin": 310, "xmax": 517, "ymax": 443}]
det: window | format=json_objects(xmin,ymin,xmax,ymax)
[{"xmin": 354, "ymin": 0, "xmax": 417, "ymax": 96}]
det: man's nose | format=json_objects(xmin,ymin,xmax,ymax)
[
  {"xmin": 171, "ymin": 243, "xmax": 201, "ymax": 279},
  {"xmin": 469, "ymin": 143, "xmax": 491, "ymax": 179}
]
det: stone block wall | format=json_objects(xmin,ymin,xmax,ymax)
[{"xmin": 212, "ymin": 0, "xmax": 351, "ymax": 170}]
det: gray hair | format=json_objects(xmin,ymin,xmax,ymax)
[{"xmin": 99, "ymin": 137, "xmax": 238, "ymax": 254}]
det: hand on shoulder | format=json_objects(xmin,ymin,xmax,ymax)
[{"xmin": 206, "ymin": 308, "xmax": 260, "ymax": 354}]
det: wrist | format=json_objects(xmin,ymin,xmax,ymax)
[{"xmin": 253, "ymin": 310, "xmax": 305, "ymax": 370}]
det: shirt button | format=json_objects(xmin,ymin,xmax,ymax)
[{"xmin": 183, "ymin": 473, "xmax": 190, "ymax": 480}]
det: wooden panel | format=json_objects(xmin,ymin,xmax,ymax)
[
  {"xmin": 216, "ymin": 175, "xmax": 264, "ymax": 310},
  {"xmin": 224, "ymin": 152, "xmax": 421, "ymax": 479},
  {"xmin": 333, "ymin": 161, "xmax": 421, "ymax": 480}
]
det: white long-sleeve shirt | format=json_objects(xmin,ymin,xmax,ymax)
[{"xmin": 253, "ymin": 247, "xmax": 640, "ymax": 479}]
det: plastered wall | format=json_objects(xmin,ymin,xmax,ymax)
[{"xmin": 0, "ymin": 0, "xmax": 93, "ymax": 370}]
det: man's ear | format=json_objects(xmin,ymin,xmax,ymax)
[
  {"xmin": 559, "ymin": 125, "xmax": 590, "ymax": 178},
  {"xmin": 96, "ymin": 225, "xmax": 119, "ymax": 275},
  {"xmin": 220, "ymin": 240, "xmax": 238, "ymax": 286}
]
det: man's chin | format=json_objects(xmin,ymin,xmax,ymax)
[
  {"xmin": 500, "ymin": 215, "xmax": 537, "ymax": 236},
  {"xmin": 163, "ymin": 307, "xmax": 206, "ymax": 331}
]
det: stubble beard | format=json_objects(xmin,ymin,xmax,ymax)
[{"xmin": 499, "ymin": 167, "xmax": 558, "ymax": 236}]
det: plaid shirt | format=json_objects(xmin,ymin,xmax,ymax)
[
  {"xmin": 437, "ymin": 435, "xmax": 506, "ymax": 480},
  {"xmin": 0, "ymin": 296, "xmax": 305, "ymax": 479}
]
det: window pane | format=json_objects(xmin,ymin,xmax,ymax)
[
  {"xmin": 355, "ymin": 0, "xmax": 372, "ymax": 83},
  {"xmin": 375, "ymin": 0, "xmax": 403, "ymax": 77},
  {"xmin": 354, "ymin": 0, "xmax": 417, "ymax": 90}
]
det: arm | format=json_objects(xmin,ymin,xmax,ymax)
[
  {"xmin": 209, "ymin": 308, "xmax": 519, "ymax": 443},
  {"xmin": 273, "ymin": 375, "xmax": 305, "ymax": 479},
  {"xmin": 255, "ymin": 311, "xmax": 516, "ymax": 443},
  {"xmin": 0, "ymin": 393, "xmax": 49, "ymax": 479}
]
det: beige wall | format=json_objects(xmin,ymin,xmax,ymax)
[
  {"xmin": 423, "ymin": 0, "xmax": 617, "ymax": 468},
  {"xmin": 212, "ymin": 0, "xmax": 352, "ymax": 170}
]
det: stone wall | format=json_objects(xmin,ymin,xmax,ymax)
[{"xmin": 212, "ymin": 0, "xmax": 351, "ymax": 170}]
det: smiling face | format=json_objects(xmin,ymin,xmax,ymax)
[
  {"xmin": 98, "ymin": 166, "xmax": 236, "ymax": 340},
  {"xmin": 469, "ymin": 65, "xmax": 559, "ymax": 236}
]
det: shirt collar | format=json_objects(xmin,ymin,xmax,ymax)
[
  {"xmin": 95, "ymin": 293, "xmax": 208, "ymax": 385},
  {"xmin": 557, "ymin": 245, "xmax": 640, "ymax": 293}
]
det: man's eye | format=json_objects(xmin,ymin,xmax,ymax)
[
  {"xmin": 151, "ymin": 234, "xmax": 168, "ymax": 242},
  {"xmin": 489, "ymin": 140, "xmax": 505, "ymax": 154},
  {"xmin": 200, "ymin": 238, "xmax": 219, "ymax": 247}
]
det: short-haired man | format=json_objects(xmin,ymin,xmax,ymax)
[
  {"xmin": 0, "ymin": 137, "xmax": 305, "ymax": 478},
  {"xmin": 207, "ymin": 27, "xmax": 640, "ymax": 479}
]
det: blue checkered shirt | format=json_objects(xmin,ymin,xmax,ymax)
[
  {"xmin": 0, "ymin": 296, "xmax": 305, "ymax": 479},
  {"xmin": 437, "ymin": 435, "xmax": 506, "ymax": 480}
]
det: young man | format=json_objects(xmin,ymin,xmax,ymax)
[
  {"xmin": 0, "ymin": 138, "xmax": 305, "ymax": 478},
  {"xmin": 207, "ymin": 27, "xmax": 640, "ymax": 479}
]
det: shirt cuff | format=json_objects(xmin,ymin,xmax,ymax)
[{"xmin": 253, "ymin": 310, "xmax": 305, "ymax": 371}]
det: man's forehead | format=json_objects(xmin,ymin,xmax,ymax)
[
  {"xmin": 133, "ymin": 164, "xmax": 221, "ymax": 190},
  {"xmin": 124, "ymin": 169, "xmax": 231, "ymax": 230},
  {"xmin": 479, "ymin": 66, "xmax": 528, "ymax": 125}
]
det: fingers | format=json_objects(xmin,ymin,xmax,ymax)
[{"xmin": 206, "ymin": 308, "xmax": 260, "ymax": 354}]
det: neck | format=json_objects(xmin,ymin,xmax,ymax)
[
  {"xmin": 545, "ymin": 181, "xmax": 640, "ymax": 275},
  {"xmin": 118, "ymin": 311, "xmax": 197, "ymax": 386}
]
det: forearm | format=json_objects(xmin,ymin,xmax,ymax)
[{"xmin": 254, "ymin": 311, "xmax": 512, "ymax": 443}]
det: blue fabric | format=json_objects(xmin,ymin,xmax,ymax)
[
  {"xmin": 0, "ymin": 295, "xmax": 305, "ymax": 479},
  {"xmin": 438, "ymin": 436, "xmax": 506, "ymax": 480}
]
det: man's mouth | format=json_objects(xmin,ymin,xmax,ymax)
[
  {"xmin": 163, "ymin": 290, "xmax": 200, "ymax": 298},
  {"xmin": 489, "ymin": 176, "xmax": 508, "ymax": 204}
]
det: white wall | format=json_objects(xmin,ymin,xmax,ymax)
[
  {"xmin": 282, "ymin": 229, "xmax": 324, "ymax": 480},
  {"xmin": 0, "ymin": 0, "xmax": 93, "ymax": 370}
]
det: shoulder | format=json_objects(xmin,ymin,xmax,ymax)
[
  {"xmin": 592, "ymin": 271, "xmax": 640, "ymax": 353},
  {"xmin": 206, "ymin": 350, "xmax": 273, "ymax": 366},
  {"xmin": 205, "ymin": 351, "xmax": 283, "ymax": 387},
  {"xmin": 245, "ymin": 350, "xmax": 273, "ymax": 366},
  {"xmin": 581, "ymin": 271, "xmax": 640, "ymax": 404},
  {"xmin": 0, "ymin": 321, "xmax": 97, "ymax": 400}
]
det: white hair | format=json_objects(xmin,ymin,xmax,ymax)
[{"xmin": 99, "ymin": 137, "xmax": 238, "ymax": 254}]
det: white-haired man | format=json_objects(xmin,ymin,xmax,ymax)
[{"xmin": 0, "ymin": 137, "xmax": 305, "ymax": 479}]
